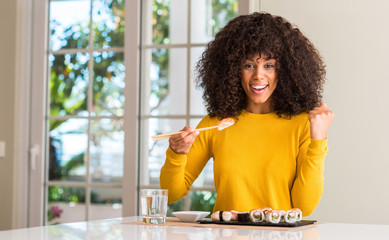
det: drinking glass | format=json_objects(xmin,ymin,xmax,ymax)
[{"xmin": 140, "ymin": 189, "xmax": 168, "ymax": 224}]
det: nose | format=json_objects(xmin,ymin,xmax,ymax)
[{"xmin": 254, "ymin": 65, "xmax": 265, "ymax": 80}]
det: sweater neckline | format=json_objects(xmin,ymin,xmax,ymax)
[{"xmin": 240, "ymin": 109, "xmax": 278, "ymax": 119}]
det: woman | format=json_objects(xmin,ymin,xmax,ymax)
[{"xmin": 160, "ymin": 12, "xmax": 334, "ymax": 216}]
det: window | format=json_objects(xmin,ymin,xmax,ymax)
[
  {"xmin": 46, "ymin": 0, "xmax": 125, "ymax": 224},
  {"xmin": 28, "ymin": 0, "xmax": 254, "ymax": 226},
  {"xmin": 139, "ymin": 0, "xmax": 238, "ymax": 214}
]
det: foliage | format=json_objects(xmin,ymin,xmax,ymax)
[
  {"xmin": 190, "ymin": 191, "xmax": 217, "ymax": 217},
  {"xmin": 167, "ymin": 198, "xmax": 185, "ymax": 217},
  {"xmin": 48, "ymin": 0, "xmax": 125, "ymax": 204},
  {"xmin": 49, "ymin": 0, "xmax": 125, "ymax": 129},
  {"xmin": 47, "ymin": 0, "xmax": 236, "ymax": 212},
  {"xmin": 209, "ymin": 0, "xmax": 238, "ymax": 36}
]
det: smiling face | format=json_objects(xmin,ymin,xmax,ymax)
[{"xmin": 240, "ymin": 53, "xmax": 278, "ymax": 114}]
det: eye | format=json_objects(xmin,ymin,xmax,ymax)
[
  {"xmin": 244, "ymin": 63, "xmax": 255, "ymax": 69},
  {"xmin": 265, "ymin": 64, "xmax": 274, "ymax": 68}
]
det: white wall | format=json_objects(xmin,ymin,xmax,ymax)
[{"xmin": 260, "ymin": 0, "xmax": 389, "ymax": 224}]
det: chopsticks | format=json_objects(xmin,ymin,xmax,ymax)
[{"xmin": 151, "ymin": 126, "xmax": 219, "ymax": 141}]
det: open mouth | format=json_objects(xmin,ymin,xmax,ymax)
[{"xmin": 250, "ymin": 84, "xmax": 268, "ymax": 93}]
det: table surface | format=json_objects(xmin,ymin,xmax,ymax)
[{"xmin": 1, "ymin": 216, "xmax": 389, "ymax": 240}]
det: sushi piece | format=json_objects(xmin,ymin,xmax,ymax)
[
  {"xmin": 221, "ymin": 211, "xmax": 233, "ymax": 222},
  {"xmin": 260, "ymin": 207, "xmax": 272, "ymax": 216},
  {"xmin": 292, "ymin": 208, "xmax": 302, "ymax": 221},
  {"xmin": 237, "ymin": 212, "xmax": 250, "ymax": 222},
  {"xmin": 265, "ymin": 210, "xmax": 282, "ymax": 224},
  {"xmin": 229, "ymin": 210, "xmax": 239, "ymax": 221},
  {"xmin": 211, "ymin": 211, "xmax": 237, "ymax": 222},
  {"xmin": 284, "ymin": 208, "xmax": 303, "ymax": 223},
  {"xmin": 279, "ymin": 210, "xmax": 286, "ymax": 222},
  {"xmin": 249, "ymin": 209, "xmax": 265, "ymax": 222},
  {"xmin": 211, "ymin": 211, "xmax": 221, "ymax": 221}
]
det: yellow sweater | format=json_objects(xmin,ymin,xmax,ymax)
[{"xmin": 160, "ymin": 110, "xmax": 327, "ymax": 216}]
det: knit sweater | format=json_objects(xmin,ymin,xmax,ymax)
[{"xmin": 160, "ymin": 110, "xmax": 327, "ymax": 216}]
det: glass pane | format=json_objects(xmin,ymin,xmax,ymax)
[
  {"xmin": 49, "ymin": 0, "xmax": 90, "ymax": 51},
  {"xmin": 142, "ymin": 48, "xmax": 187, "ymax": 116},
  {"xmin": 47, "ymin": 186, "xmax": 86, "ymax": 224},
  {"xmin": 190, "ymin": 191, "xmax": 216, "ymax": 214},
  {"xmin": 192, "ymin": 159, "xmax": 214, "ymax": 188},
  {"xmin": 140, "ymin": 118, "xmax": 186, "ymax": 185},
  {"xmin": 49, "ymin": 53, "xmax": 89, "ymax": 117},
  {"xmin": 191, "ymin": 0, "xmax": 238, "ymax": 44},
  {"xmin": 142, "ymin": 0, "xmax": 188, "ymax": 45},
  {"xmin": 49, "ymin": 119, "xmax": 88, "ymax": 181},
  {"xmin": 90, "ymin": 188, "xmax": 122, "ymax": 220},
  {"xmin": 92, "ymin": 51, "xmax": 125, "ymax": 116},
  {"xmin": 90, "ymin": 119, "xmax": 124, "ymax": 183},
  {"xmin": 190, "ymin": 47, "xmax": 207, "ymax": 115},
  {"xmin": 190, "ymin": 118, "xmax": 215, "ymax": 189},
  {"xmin": 189, "ymin": 118, "xmax": 202, "ymax": 128},
  {"xmin": 92, "ymin": 0, "xmax": 125, "ymax": 49}
]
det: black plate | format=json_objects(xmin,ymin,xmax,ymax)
[{"xmin": 198, "ymin": 218, "xmax": 316, "ymax": 228}]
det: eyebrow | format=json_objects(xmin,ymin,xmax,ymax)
[{"xmin": 246, "ymin": 56, "xmax": 276, "ymax": 61}]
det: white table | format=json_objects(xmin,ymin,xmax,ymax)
[{"xmin": 1, "ymin": 216, "xmax": 389, "ymax": 239}]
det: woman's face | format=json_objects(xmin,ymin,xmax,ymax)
[{"xmin": 240, "ymin": 53, "xmax": 278, "ymax": 114}]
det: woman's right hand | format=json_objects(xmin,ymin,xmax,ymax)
[{"xmin": 169, "ymin": 126, "xmax": 199, "ymax": 154}]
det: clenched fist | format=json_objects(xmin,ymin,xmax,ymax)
[
  {"xmin": 169, "ymin": 126, "xmax": 199, "ymax": 154},
  {"xmin": 308, "ymin": 102, "xmax": 334, "ymax": 140}
]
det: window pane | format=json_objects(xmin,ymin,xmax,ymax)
[
  {"xmin": 191, "ymin": 0, "xmax": 238, "ymax": 44},
  {"xmin": 190, "ymin": 47, "xmax": 207, "ymax": 115},
  {"xmin": 92, "ymin": 51, "xmax": 125, "ymax": 116},
  {"xmin": 49, "ymin": 0, "xmax": 90, "ymax": 51},
  {"xmin": 189, "ymin": 119, "xmax": 214, "ymax": 189},
  {"xmin": 90, "ymin": 188, "xmax": 122, "ymax": 220},
  {"xmin": 142, "ymin": 48, "xmax": 187, "ymax": 116},
  {"xmin": 189, "ymin": 191, "xmax": 216, "ymax": 214},
  {"xmin": 49, "ymin": 53, "xmax": 89, "ymax": 117},
  {"xmin": 167, "ymin": 198, "xmax": 185, "ymax": 217},
  {"xmin": 92, "ymin": 0, "xmax": 125, "ymax": 49},
  {"xmin": 192, "ymin": 159, "xmax": 214, "ymax": 188},
  {"xmin": 140, "ymin": 118, "xmax": 186, "ymax": 185},
  {"xmin": 90, "ymin": 119, "xmax": 124, "ymax": 183},
  {"xmin": 48, "ymin": 186, "xmax": 86, "ymax": 224},
  {"xmin": 49, "ymin": 119, "xmax": 88, "ymax": 181},
  {"xmin": 142, "ymin": 0, "xmax": 188, "ymax": 45}
]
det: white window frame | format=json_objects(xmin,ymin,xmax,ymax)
[
  {"xmin": 26, "ymin": 0, "xmax": 140, "ymax": 226},
  {"xmin": 138, "ymin": 0, "xmax": 258, "ymax": 211},
  {"xmin": 20, "ymin": 0, "xmax": 257, "ymax": 227}
]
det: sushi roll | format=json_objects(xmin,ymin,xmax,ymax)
[
  {"xmin": 284, "ymin": 208, "xmax": 302, "ymax": 223},
  {"xmin": 211, "ymin": 211, "xmax": 221, "ymax": 221},
  {"xmin": 237, "ymin": 212, "xmax": 250, "ymax": 222},
  {"xmin": 221, "ymin": 211, "xmax": 233, "ymax": 222},
  {"xmin": 292, "ymin": 208, "xmax": 302, "ymax": 221},
  {"xmin": 260, "ymin": 207, "xmax": 272, "ymax": 216},
  {"xmin": 249, "ymin": 209, "xmax": 265, "ymax": 222},
  {"xmin": 229, "ymin": 210, "xmax": 239, "ymax": 221},
  {"xmin": 211, "ymin": 211, "xmax": 236, "ymax": 222},
  {"xmin": 279, "ymin": 210, "xmax": 286, "ymax": 222},
  {"xmin": 265, "ymin": 210, "xmax": 282, "ymax": 224}
]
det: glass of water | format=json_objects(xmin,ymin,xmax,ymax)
[{"xmin": 140, "ymin": 189, "xmax": 168, "ymax": 224}]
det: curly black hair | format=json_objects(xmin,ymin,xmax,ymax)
[{"xmin": 196, "ymin": 12, "xmax": 326, "ymax": 119}]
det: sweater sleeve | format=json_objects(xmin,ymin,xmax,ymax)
[
  {"xmin": 291, "ymin": 120, "xmax": 328, "ymax": 216},
  {"xmin": 159, "ymin": 116, "xmax": 213, "ymax": 204}
]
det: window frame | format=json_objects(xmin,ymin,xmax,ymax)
[
  {"xmin": 138, "ymin": 0, "xmax": 258, "ymax": 211},
  {"xmin": 27, "ymin": 0, "xmax": 140, "ymax": 226},
  {"xmin": 25, "ymin": 0, "xmax": 257, "ymax": 227}
]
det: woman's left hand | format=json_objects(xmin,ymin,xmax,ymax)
[{"xmin": 308, "ymin": 102, "xmax": 334, "ymax": 140}]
